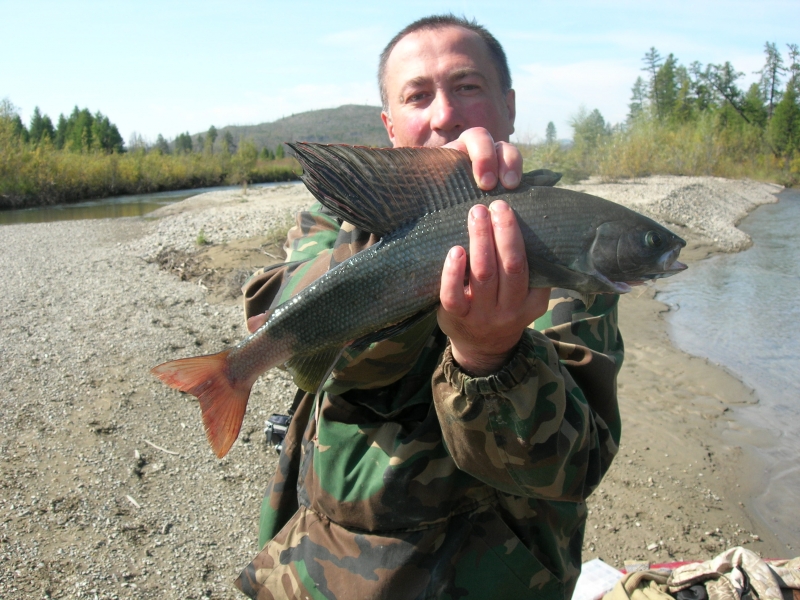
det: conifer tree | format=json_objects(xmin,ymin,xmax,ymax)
[
  {"xmin": 769, "ymin": 80, "xmax": 800, "ymax": 155},
  {"xmin": 54, "ymin": 114, "xmax": 68, "ymax": 149},
  {"xmin": 654, "ymin": 54, "xmax": 679, "ymax": 120},
  {"xmin": 756, "ymin": 42, "xmax": 786, "ymax": 118},
  {"xmin": 29, "ymin": 107, "xmax": 51, "ymax": 144},
  {"xmin": 207, "ymin": 125, "xmax": 218, "ymax": 153},
  {"xmin": 154, "ymin": 134, "xmax": 170, "ymax": 155},
  {"xmin": 641, "ymin": 47, "xmax": 664, "ymax": 116},
  {"xmin": 545, "ymin": 121, "xmax": 557, "ymax": 144},
  {"xmin": 628, "ymin": 76, "xmax": 648, "ymax": 121}
]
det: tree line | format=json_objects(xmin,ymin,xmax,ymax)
[
  {"xmin": 9, "ymin": 105, "xmax": 124, "ymax": 153},
  {"xmin": 528, "ymin": 41, "xmax": 800, "ymax": 185},
  {"xmin": 0, "ymin": 100, "xmax": 299, "ymax": 209}
]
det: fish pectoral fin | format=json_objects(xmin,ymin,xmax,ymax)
[
  {"xmin": 349, "ymin": 308, "xmax": 438, "ymax": 350},
  {"xmin": 151, "ymin": 350, "xmax": 251, "ymax": 458},
  {"xmin": 285, "ymin": 348, "xmax": 344, "ymax": 394},
  {"xmin": 521, "ymin": 169, "xmax": 562, "ymax": 187}
]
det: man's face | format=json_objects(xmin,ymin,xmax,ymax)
[{"xmin": 381, "ymin": 25, "xmax": 516, "ymax": 149}]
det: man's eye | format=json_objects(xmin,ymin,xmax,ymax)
[
  {"xmin": 406, "ymin": 92, "xmax": 429, "ymax": 103},
  {"xmin": 457, "ymin": 84, "xmax": 480, "ymax": 93}
]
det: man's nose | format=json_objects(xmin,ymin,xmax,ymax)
[{"xmin": 429, "ymin": 92, "xmax": 462, "ymax": 133}]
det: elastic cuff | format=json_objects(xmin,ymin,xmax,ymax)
[{"xmin": 440, "ymin": 331, "xmax": 541, "ymax": 397}]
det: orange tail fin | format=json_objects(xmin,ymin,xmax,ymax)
[{"xmin": 151, "ymin": 350, "xmax": 252, "ymax": 458}]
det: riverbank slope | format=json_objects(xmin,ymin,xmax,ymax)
[{"xmin": 0, "ymin": 176, "xmax": 789, "ymax": 598}]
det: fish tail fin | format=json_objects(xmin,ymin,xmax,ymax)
[{"xmin": 151, "ymin": 350, "xmax": 251, "ymax": 458}]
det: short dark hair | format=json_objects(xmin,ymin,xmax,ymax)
[{"xmin": 378, "ymin": 14, "xmax": 512, "ymax": 112}]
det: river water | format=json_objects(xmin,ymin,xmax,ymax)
[
  {"xmin": 658, "ymin": 187, "xmax": 800, "ymax": 552},
  {"xmin": 0, "ymin": 182, "xmax": 287, "ymax": 225}
]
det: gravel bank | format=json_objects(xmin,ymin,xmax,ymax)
[{"xmin": 0, "ymin": 176, "xmax": 784, "ymax": 598}]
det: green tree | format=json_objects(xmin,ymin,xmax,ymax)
[
  {"xmin": 641, "ymin": 47, "xmax": 664, "ymax": 115},
  {"xmin": 196, "ymin": 134, "xmax": 204, "ymax": 153},
  {"xmin": 769, "ymin": 81, "xmax": 800, "ymax": 155},
  {"xmin": 275, "ymin": 143, "xmax": 285, "ymax": 159},
  {"xmin": 688, "ymin": 61, "xmax": 714, "ymax": 112},
  {"xmin": 0, "ymin": 98, "xmax": 28, "ymax": 142},
  {"xmin": 231, "ymin": 139, "xmax": 259, "ymax": 189},
  {"xmin": 174, "ymin": 132, "xmax": 193, "ymax": 154},
  {"xmin": 63, "ymin": 107, "xmax": 94, "ymax": 152},
  {"xmin": 702, "ymin": 62, "xmax": 750, "ymax": 124},
  {"xmin": 545, "ymin": 121, "xmax": 557, "ymax": 144},
  {"xmin": 154, "ymin": 134, "xmax": 170, "ymax": 155},
  {"xmin": 571, "ymin": 107, "xmax": 609, "ymax": 149},
  {"xmin": 653, "ymin": 54, "xmax": 679, "ymax": 120},
  {"xmin": 207, "ymin": 125, "xmax": 217, "ymax": 150},
  {"xmin": 90, "ymin": 111, "xmax": 124, "ymax": 152},
  {"xmin": 756, "ymin": 42, "xmax": 786, "ymax": 118},
  {"xmin": 260, "ymin": 146, "xmax": 274, "ymax": 160},
  {"xmin": 628, "ymin": 76, "xmax": 648, "ymax": 121},
  {"xmin": 672, "ymin": 65, "xmax": 694, "ymax": 123},
  {"xmin": 788, "ymin": 44, "xmax": 800, "ymax": 95},
  {"xmin": 29, "ymin": 107, "xmax": 55, "ymax": 145},
  {"xmin": 742, "ymin": 83, "xmax": 768, "ymax": 128},
  {"xmin": 54, "ymin": 114, "xmax": 68, "ymax": 149},
  {"xmin": 221, "ymin": 131, "xmax": 235, "ymax": 155}
]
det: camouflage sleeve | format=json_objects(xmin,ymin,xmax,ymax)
[
  {"xmin": 431, "ymin": 290, "xmax": 622, "ymax": 503},
  {"xmin": 242, "ymin": 203, "xmax": 336, "ymax": 320},
  {"xmin": 242, "ymin": 201, "xmax": 383, "ymax": 321}
]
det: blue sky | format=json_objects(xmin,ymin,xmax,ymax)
[{"xmin": 3, "ymin": 0, "xmax": 798, "ymax": 146}]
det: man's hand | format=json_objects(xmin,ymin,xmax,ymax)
[
  {"xmin": 443, "ymin": 127, "xmax": 522, "ymax": 191},
  {"xmin": 438, "ymin": 200, "xmax": 551, "ymax": 376}
]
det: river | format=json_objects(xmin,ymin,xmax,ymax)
[
  {"xmin": 658, "ymin": 187, "xmax": 800, "ymax": 552},
  {"xmin": 0, "ymin": 182, "xmax": 286, "ymax": 225}
]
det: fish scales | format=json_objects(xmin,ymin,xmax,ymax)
[{"xmin": 152, "ymin": 143, "xmax": 687, "ymax": 457}]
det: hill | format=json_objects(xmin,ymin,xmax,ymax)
[{"xmin": 202, "ymin": 105, "xmax": 389, "ymax": 152}]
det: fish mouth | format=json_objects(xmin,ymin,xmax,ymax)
[
  {"xmin": 622, "ymin": 247, "xmax": 688, "ymax": 287},
  {"xmin": 642, "ymin": 247, "xmax": 688, "ymax": 281}
]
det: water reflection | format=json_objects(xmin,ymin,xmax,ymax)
[{"xmin": 0, "ymin": 182, "xmax": 285, "ymax": 225}]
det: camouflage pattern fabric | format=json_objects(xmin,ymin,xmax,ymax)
[{"xmin": 236, "ymin": 202, "xmax": 623, "ymax": 599}]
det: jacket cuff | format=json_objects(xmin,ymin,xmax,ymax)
[{"xmin": 440, "ymin": 331, "xmax": 543, "ymax": 397}]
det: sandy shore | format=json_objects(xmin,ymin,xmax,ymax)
[{"xmin": 0, "ymin": 176, "xmax": 790, "ymax": 598}]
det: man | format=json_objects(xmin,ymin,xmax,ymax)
[{"xmin": 236, "ymin": 15, "xmax": 622, "ymax": 600}]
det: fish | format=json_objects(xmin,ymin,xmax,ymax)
[{"xmin": 151, "ymin": 143, "xmax": 687, "ymax": 457}]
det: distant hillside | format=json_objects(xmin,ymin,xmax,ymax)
[{"xmin": 200, "ymin": 105, "xmax": 389, "ymax": 152}]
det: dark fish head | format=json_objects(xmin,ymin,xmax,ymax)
[{"xmin": 588, "ymin": 218, "xmax": 687, "ymax": 289}]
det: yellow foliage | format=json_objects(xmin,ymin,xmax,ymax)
[{"xmin": 0, "ymin": 141, "xmax": 300, "ymax": 209}]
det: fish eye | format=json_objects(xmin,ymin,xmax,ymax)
[{"xmin": 645, "ymin": 230, "xmax": 663, "ymax": 248}]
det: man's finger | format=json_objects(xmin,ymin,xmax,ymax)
[
  {"xmin": 466, "ymin": 203, "xmax": 499, "ymax": 297},
  {"xmin": 439, "ymin": 246, "xmax": 470, "ymax": 318},
  {"xmin": 489, "ymin": 201, "xmax": 529, "ymax": 309},
  {"xmin": 496, "ymin": 141, "xmax": 522, "ymax": 189},
  {"xmin": 444, "ymin": 128, "xmax": 499, "ymax": 190}
]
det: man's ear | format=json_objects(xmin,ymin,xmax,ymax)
[
  {"xmin": 381, "ymin": 111, "xmax": 397, "ymax": 146},
  {"xmin": 505, "ymin": 89, "xmax": 516, "ymax": 136}
]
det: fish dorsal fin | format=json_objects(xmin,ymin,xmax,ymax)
[
  {"xmin": 521, "ymin": 169, "xmax": 562, "ymax": 187},
  {"xmin": 288, "ymin": 143, "xmax": 485, "ymax": 236}
]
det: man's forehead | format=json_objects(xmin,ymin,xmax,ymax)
[{"xmin": 386, "ymin": 25, "xmax": 497, "ymax": 81}]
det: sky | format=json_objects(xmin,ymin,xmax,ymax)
[{"xmin": 3, "ymin": 0, "xmax": 799, "ymax": 147}]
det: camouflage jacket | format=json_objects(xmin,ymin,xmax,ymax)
[{"xmin": 235, "ymin": 202, "xmax": 623, "ymax": 600}]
